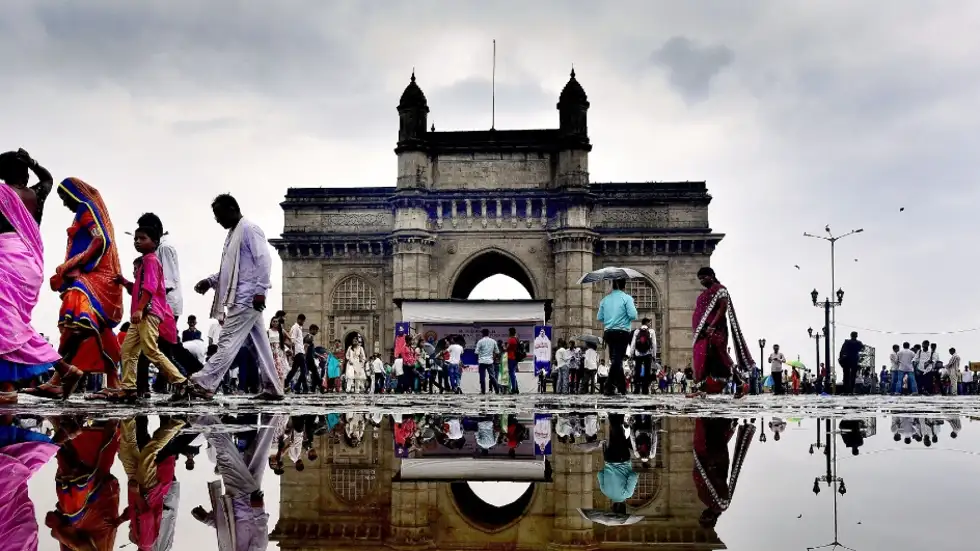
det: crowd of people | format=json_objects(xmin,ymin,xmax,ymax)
[
  {"xmin": 10, "ymin": 147, "xmax": 959, "ymax": 403},
  {"xmin": 750, "ymin": 335, "xmax": 978, "ymax": 397},
  {"xmin": 0, "ymin": 148, "xmax": 284, "ymax": 403}
]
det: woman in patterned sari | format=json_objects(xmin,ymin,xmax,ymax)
[
  {"xmin": 690, "ymin": 267, "xmax": 754, "ymax": 397},
  {"xmin": 25, "ymin": 178, "xmax": 123, "ymax": 399}
]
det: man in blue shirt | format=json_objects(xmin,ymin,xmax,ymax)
[
  {"xmin": 475, "ymin": 329, "xmax": 501, "ymax": 395},
  {"xmin": 597, "ymin": 279, "xmax": 638, "ymax": 395}
]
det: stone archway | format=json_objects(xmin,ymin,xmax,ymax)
[
  {"xmin": 450, "ymin": 249, "xmax": 538, "ymax": 300},
  {"xmin": 450, "ymin": 481, "xmax": 536, "ymax": 532}
]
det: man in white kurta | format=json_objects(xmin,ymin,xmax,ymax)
[{"xmin": 189, "ymin": 195, "xmax": 283, "ymax": 400}]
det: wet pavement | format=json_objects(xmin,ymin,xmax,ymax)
[
  {"xmin": 5, "ymin": 393, "xmax": 980, "ymax": 418},
  {"xmin": 5, "ymin": 407, "xmax": 978, "ymax": 550}
]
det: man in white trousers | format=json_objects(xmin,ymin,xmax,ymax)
[
  {"xmin": 187, "ymin": 194, "xmax": 283, "ymax": 401},
  {"xmin": 192, "ymin": 413, "xmax": 286, "ymax": 551}
]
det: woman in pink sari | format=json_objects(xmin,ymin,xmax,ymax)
[
  {"xmin": 691, "ymin": 267, "xmax": 754, "ymax": 397},
  {"xmin": 0, "ymin": 152, "xmax": 84, "ymax": 402},
  {"xmin": 0, "ymin": 421, "xmax": 60, "ymax": 551}
]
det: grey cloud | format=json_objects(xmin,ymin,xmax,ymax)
[
  {"xmin": 651, "ymin": 36, "xmax": 734, "ymax": 102},
  {"xmin": 5, "ymin": 1, "xmax": 371, "ymax": 99},
  {"xmin": 426, "ymin": 77, "xmax": 554, "ymax": 127},
  {"xmin": 170, "ymin": 117, "xmax": 244, "ymax": 135}
]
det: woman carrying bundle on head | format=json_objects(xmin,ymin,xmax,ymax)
[{"xmin": 25, "ymin": 178, "xmax": 123, "ymax": 400}]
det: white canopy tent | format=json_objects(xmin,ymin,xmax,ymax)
[
  {"xmin": 396, "ymin": 458, "xmax": 550, "ymax": 482},
  {"xmin": 399, "ymin": 299, "xmax": 546, "ymax": 324}
]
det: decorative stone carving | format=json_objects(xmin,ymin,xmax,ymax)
[{"xmin": 595, "ymin": 207, "xmax": 669, "ymax": 229}]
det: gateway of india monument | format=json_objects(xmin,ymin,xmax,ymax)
[{"xmin": 271, "ymin": 69, "xmax": 722, "ymax": 371}]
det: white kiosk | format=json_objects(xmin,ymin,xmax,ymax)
[{"xmin": 397, "ymin": 299, "xmax": 548, "ymax": 393}]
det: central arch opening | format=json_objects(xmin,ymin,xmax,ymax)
[
  {"xmin": 452, "ymin": 481, "xmax": 535, "ymax": 530},
  {"xmin": 451, "ymin": 251, "xmax": 535, "ymax": 300}
]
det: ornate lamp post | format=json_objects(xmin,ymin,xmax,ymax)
[
  {"xmin": 811, "ymin": 288, "xmax": 844, "ymax": 394},
  {"xmin": 808, "ymin": 326, "xmax": 826, "ymax": 393},
  {"xmin": 758, "ymin": 338, "xmax": 766, "ymax": 395},
  {"xmin": 804, "ymin": 227, "xmax": 863, "ymax": 395}
]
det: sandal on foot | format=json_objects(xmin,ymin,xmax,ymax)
[
  {"xmin": 84, "ymin": 388, "xmax": 117, "ymax": 401},
  {"xmin": 250, "ymin": 391, "xmax": 284, "ymax": 401},
  {"xmin": 186, "ymin": 383, "xmax": 215, "ymax": 401},
  {"xmin": 105, "ymin": 389, "xmax": 140, "ymax": 404},
  {"xmin": 22, "ymin": 384, "xmax": 63, "ymax": 400}
]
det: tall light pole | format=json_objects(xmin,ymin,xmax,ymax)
[
  {"xmin": 758, "ymin": 338, "xmax": 767, "ymax": 395},
  {"xmin": 812, "ymin": 289, "xmax": 844, "ymax": 394},
  {"xmin": 808, "ymin": 326, "xmax": 825, "ymax": 393},
  {"xmin": 804, "ymin": 227, "xmax": 863, "ymax": 389}
]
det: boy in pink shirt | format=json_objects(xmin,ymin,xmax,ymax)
[{"xmin": 112, "ymin": 224, "xmax": 187, "ymax": 401}]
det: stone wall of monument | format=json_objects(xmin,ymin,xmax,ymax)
[
  {"xmin": 592, "ymin": 203, "xmax": 709, "ymax": 230},
  {"xmin": 280, "ymin": 257, "xmax": 392, "ymax": 354},
  {"xmin": 431, "ymin": 152, "xmax": 553, "ymax": 190},
  {"xmin": 283, "ymin": 208, "xmax": 394, "ymax": 233}
]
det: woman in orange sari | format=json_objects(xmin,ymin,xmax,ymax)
[{"xmin": 25, "ymin": 178, "xmax": 123, "ymax": 399}]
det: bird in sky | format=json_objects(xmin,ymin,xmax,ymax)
[
  {"xmin": 794, "ymin": 265, "xmax": 801, "ymax": 270},
  {"xmin": 899, "ymin": 207, "xmax": 905, "ymax": 212}
]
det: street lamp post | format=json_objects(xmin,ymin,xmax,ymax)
[
  {"xmin": 758, "ymin": 338, "xmax": 766, "ymax": 395},
  {"xmin": 811, "ymin": 288, "xmax": 844, "ymax": 394},
  {"xmin": 808, "ymin": 326, "xmax": 825, "ymax": 393},
  {"xmin": 804, "ymin": 227, "xmax": 863, "ymax": 392}
]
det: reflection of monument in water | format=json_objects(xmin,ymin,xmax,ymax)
[{"xmin": 271, "ymin": 418, "xmax": 725, "ymax": 550}]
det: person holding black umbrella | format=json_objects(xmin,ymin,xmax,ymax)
[{"xmin": 596, "ymin": 279, "xmax": 637, "ymax": 396}]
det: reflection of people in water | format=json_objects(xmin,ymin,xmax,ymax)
[
  {"xmin": 193, "ymin": 414, "xmax": 287, "ymax": 551},
  {"xmin": 48, "ymin": 420, "xmax": 125, "ymax": 551},
  {"xmin": 598, "ymin": 413, "xmax": 638, "ymax": 514},
  {"xmin": 118, "ymin": 416, "xmax": 186, "ymax": 550},
  {"xmin": 693, "ymin": 418, "xmax": 755, "ymax": 529},
  {"xmin": 839, "ymin": 419, "xmax": 865, "ymax": 456},
  {"xmin": 630, "ymin": 415, "xmax": 658, "ymax": 466},
  {"xmin": 0, "ymin": 417, "xmax": 60, "ymax": 550}
]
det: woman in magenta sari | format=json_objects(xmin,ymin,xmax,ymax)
[
  {"xmin": 0, "ymin": 154, "xmax": 85, "ymax": 403},
  {"xmin": 691, "ymin": 267, "xmax": 755, "ymax": 397},
  {"xmin": 0, "ymin": 420, "xmax": 60, "ymax": 551},
  {"xmin": 26, "ymin": 177, "xmax": 123, "ymax": 400},
  {"xmin": 692, "ymin": 418, "xmax": 754, "ymax": 529}
]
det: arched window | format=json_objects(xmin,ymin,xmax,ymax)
[
  {"xmin": 624, "ymin": 279, "xmax": 664, "ymax": 360},
  {"xmin": 332, "ymin": 276, "xmax": 378, "ymax": 312}
]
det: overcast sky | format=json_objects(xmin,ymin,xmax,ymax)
[{"xmin": 4, "ymin": 1, "xmax": 979, "ymax": 368}]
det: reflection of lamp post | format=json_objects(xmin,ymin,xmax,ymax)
[
  {"xmin": 804, "ymin": 227, "xmax": 863, "ymax": 396},
  {"xmin": 808, "ymin": 419, "xmax": 855, "ymax": 551},
  {"xmin": 758, "ymin": 338, "xmax": 766, "ymax": 394},
  {"xmin": 809, "ymin": 416, "xmax": 826, "ymax": 455},
  {"xmin": 811, "ymin": 289, "xmax": 845, "ymax": 394}
]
